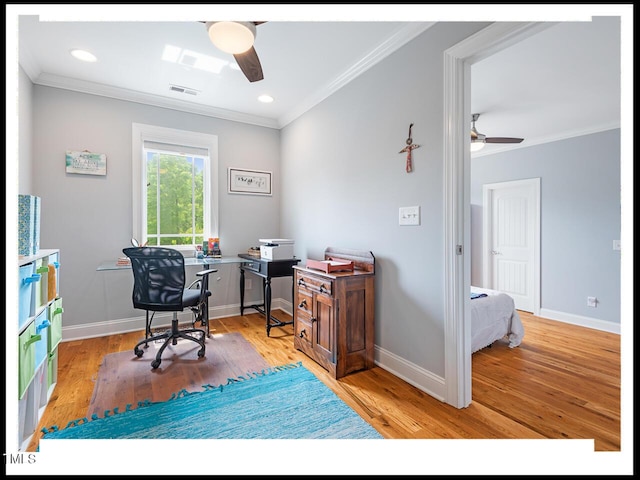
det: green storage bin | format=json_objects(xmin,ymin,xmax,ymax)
[
  {"xmin": 48, "ymin": 298, "xmax": 63, "ymax": 353},
  {"xmin": 34, "ymin": 256, "xmax": 49, "ymax": 312},
  {"xmin": 48, "ymin": 346, "xmax": 58, "ymax": 389},
  {"xmin": 18, "ymin": 322, "xmax": 40, "ymax": 399}
]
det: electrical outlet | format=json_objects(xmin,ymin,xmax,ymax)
[
  {"xmin": 587, "ymin": 296, "xmax": 597, "ymax": 307},
  {"xmin": 613, "ymin": 240, "xmax": 621, "ymax": 251}
]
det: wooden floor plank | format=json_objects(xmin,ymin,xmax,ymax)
[{"xmin": 27, "ymin": 310, "xmax": 621, "ymax": 454}]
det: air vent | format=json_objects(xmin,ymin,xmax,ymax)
[{"xmin": 169, "ymin": 84, "xmax": 199, "ymax": 96}]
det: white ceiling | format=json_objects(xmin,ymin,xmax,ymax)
[{"xmin": 16, "ymin": 8, "xmax": 622, "ymax": 155}]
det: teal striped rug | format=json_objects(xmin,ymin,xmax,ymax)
[{"xmin": 42, "ymin": 362, "xmax": 383, "ymax": 440}]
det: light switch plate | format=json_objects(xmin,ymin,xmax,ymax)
[{"xmin": 399, "ymin": 206, "xmax": 420, "ymax": 226}]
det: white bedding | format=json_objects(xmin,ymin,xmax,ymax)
[{"xmin": 470, "ymin": 286, "xmax": 525, "ymax": 353}]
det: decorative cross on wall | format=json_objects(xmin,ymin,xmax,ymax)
[{"xmin": 398, "ymin": 123, "xmax": 420, "ymax": 173}]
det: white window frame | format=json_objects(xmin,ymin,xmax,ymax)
[{"xmin": 132, "ymin": 123, "xmax": 218, "ymax": 253}]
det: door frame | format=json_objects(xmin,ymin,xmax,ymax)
[
  {"xmin": 482, "ymin": 178, "xmax": 541, "ymax": 314},
  {"xmin": 442, "ymin": 22, "xmax": 554, "ymax": 408}
]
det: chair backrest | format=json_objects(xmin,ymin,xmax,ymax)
[{"xmin": 122, "ymin": 247, "xmax": 186, "ymax": 312}]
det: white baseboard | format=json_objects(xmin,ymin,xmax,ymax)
[
  {"xmin": 60, "ymin": 298, "xmax": 294, "ymax": 342},
  {"xmin": 538, "ymin": 308, "xmax": 620, "ymax": 334},
  {"xmin": 374, "ymin": 345, "xmax": 445, "ymax": 402}
]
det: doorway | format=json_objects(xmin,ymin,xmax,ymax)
[
  {"xmin": 442, "ymin": 22, "xmax": 553, "ymax": 408},
  {"xmin": 482, "ymin": 178, "xmax": 540, "ymax": 314}
]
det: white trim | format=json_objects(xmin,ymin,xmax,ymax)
[
  {"xmin": 482, "ymin": 177, "xmax": 541, "ymax": 315},
  {"xmin": 25, "ymin": 23, "xmax": 433, "ymax": 131},
  {"xmin": 538, "ymin": 309, "xmax": 621, "ymax": 335},
  {"xmin": 131, "ymin": 123, "xmax": 219, "ymax": 245},
  {"xmin": 59, "ymin": 297, "xmax": 295, "ymax": 343},
  {"xmin": 33, "ymin": 73, "xmax": 280, "ymax": 129},
  {"xmin": 443, "ymin": 22, "xmax": 552, "ymax": 409},
  {"xmin": 375, "ymin": 346, "xmax": 446, "ymax": 402},
  {"xmin": 471, "ymin": 122, "xmax": 621, "ymax": 158},
  {"xmin": 279, "ymin": 22, "xmax": 435, "ymax": 128}
]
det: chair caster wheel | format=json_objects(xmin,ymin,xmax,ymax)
[
  {"xmin": 151, "ymin": 359, "xmax": 161, "ymax": 369},
  {"xmin": 134, "ymin": 348, "xmax": 144, "ymax": 358},
  {"xmin": 198, "ymin": 349, "xmax": 205, "ymax": 358}
]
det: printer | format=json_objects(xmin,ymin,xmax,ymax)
[{"xmin": 259, "ymin": 238, "xmax": 295, "ymax": 260}]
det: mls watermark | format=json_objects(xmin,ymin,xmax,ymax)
[{"xmin": 4, "ymin": 453, "xmax": 37, "ymax": 465}]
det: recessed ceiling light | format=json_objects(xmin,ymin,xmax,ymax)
[
  {"xmin": 70, "ymin": 49, "xmax": 97, "ymax": 62},
  {"xmin": 258, "ymin": 94, "xmax": 274, "ymax": 103}
]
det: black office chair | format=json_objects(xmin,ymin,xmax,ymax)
[{"xmin": 123, "ymin": 246, "xmax": 217, "ymax": 369}]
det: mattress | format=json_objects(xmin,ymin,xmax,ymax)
[{"xmin": 470, "ymin": 286, "xmax": 525, "ymax": 353}]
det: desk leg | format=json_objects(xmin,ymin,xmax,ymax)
[
  {"xmin": 239, "ymin": 268, "xmax": 245, "ymax": 315},
  {"xmin": 264, "ymin": 277, "xmax": 272, "ymax": 336}
]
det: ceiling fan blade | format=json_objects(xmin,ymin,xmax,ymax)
[
  {"xmin": 485, "ymin": 137, "xmax": 524, "ymax": 144},
  {"xmin": 233, "ymin": 47, "xmax": 264, "ymax": 82}
]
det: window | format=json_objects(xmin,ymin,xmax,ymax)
[{"xmin": 132, "ymin": 124, "xmax": 218, "ymax": 251}]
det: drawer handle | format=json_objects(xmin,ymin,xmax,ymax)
[
  {"xmin": 298, "ymin": 299, "xmax": 307, "ymax": 308},
  {"xmin": 24, "ymin": 334, "xmax": 42, "ymax": 348},
  {"xmin": 297, "ymin": 279, "xmax": 306, "ymax": 286},
  {"xmin": 299, "ymin": 328, "xmax": 306, "ymax": 338},
  {"xmin": 36, "ymin": 320, "xmax": 51, "ymax": 333},
  {"xmin": 319, "ymin": 284, "xmax": 326, "ymax": 293},
  {"xmin": 311, "ymin": 317, "xmax": 317, "ymax": 323},
  {"xmin": 23, "ymin": 274, "xmax": 41, "ymax": 285}
]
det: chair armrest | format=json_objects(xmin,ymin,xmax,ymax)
[
  {"xmin": 187, "ymin": 269, "xmax": 218, "ymax": 290},
  {"xmin": 196, "ymin": 268, "xmax": 218, "ymax": 277}
]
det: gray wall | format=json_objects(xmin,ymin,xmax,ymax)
[
  {"xmin": 19, "ymin": 66, "xmax": 34, "ymax": 193},
  {"xmin": 280, "ymin": 22, "xmax": 488, "ymax": 376},
  {"xmin": 470, "ymin": 129, "xmax": 621, "ymax": 324},
  {"xmin": 24, "ymin": 76, "xmax": 283, "ymax": 332}
]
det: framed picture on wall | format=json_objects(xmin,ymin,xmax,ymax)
[
  {"xmin": 228, "ymin": 167, "xmax": 272, "ymax": 196},
  {"xmin": 65, "ymin": 150, "xmax": 107, "ymax": 176}
]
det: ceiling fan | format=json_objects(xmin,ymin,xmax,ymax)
[
  {"xmin": 470, "ymin": 113, "xmax": 524, "ymax": 151},
  {"xmin": 203, "ymin": 21, "xmax": 265, "ymax": 83}
]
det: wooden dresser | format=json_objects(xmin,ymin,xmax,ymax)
[{"xmin": 293, "ymin": 247, "xmax": 375, "ymax": 379}]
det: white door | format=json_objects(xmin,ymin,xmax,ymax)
[{"xmin": 482, "ymin": 178, "xmax": 540, "ymax": 313}]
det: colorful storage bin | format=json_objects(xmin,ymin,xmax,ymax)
[
  {"xmin": 34, "ymin": 311, "xmax": 50, "ymax": 369},
  {"xmin": 19, "ymin": 263, "xmax": 39, "ymax": 331},
  {"xmin": 18, "ymin": 322, "xmax": 39, "ymax": 399},
  {"xmin": 48, "ymin": 298, "xmax": 63, "ymax": 353},
  {"xmin": 18, "ymin": 194, "xmax": 41, "ymax": 256}
]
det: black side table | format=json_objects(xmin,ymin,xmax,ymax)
[{"xmin": 238, "ymin": 254, "xmax": 301, "ymax": 336}]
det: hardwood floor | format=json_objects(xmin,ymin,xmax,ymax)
[{"xmin": 27, "ymin": 310, "xmax": 620, "ymax": 455}]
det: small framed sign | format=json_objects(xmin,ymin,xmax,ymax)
[
  {"xmin": 228, "ymin": 167, "xmax": 272, "ymax": 195},
  {"xmin": 65, "ymin": 150, "xmax": 107, "ymax": 176}
]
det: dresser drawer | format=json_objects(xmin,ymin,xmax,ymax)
[
  {"xmin": 296, "ymin": 272, "xmax": 332, "ymax": 296},
  {"xmin": 294, "ymin": 311, "xmax": 313, "ymax": 345},
  {"xmin": 296, "ymin": 289, "xmax": 313, "ymax": 315}
]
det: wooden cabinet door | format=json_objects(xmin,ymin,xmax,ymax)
[{"xmin": 312, "ymin": 292, "xmax": 335, "ymax": 364}]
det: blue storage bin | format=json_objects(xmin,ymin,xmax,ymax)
[
  {"xmin": 19, "ymin": 263, "xmax": 38, "ymax": 331},
  {"xmin": 34, "ymin": 311, "xmax": 50, "ymax": 369}
]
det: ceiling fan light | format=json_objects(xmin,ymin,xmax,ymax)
[
  {"xmin": 207, "ymin": 21, "xmax": 256, "ymax": 54},
  {"xmin": 470, "ymin": 140, "xmax": 485, "ymax": 152}
]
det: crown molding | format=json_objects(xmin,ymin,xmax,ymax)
[
  {"xmin": 471, "ymin": 122, "xmax": 621, "ymax": 158},
  {"xmin": 21, "ymin": 22, "xmax": 433, "ymax": 131},
  {"xmin": 30, "ymin": 72, "xmax": 281, "ymax": 129},
  {"xmin": 278, "ymin": 22, "xmax": 435, "ymax": 128}
]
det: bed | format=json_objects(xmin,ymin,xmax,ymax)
[{"xmin": 470, "ymin": 286, "xmax": 525, "ymax": 353}]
